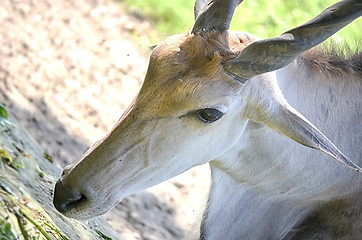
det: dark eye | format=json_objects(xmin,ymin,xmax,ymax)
[{"xmin": 198, "ymin": 108, "xmax": 224, "ymax": 123}]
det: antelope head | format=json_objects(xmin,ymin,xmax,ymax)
[{"xmin": 53, "ymin": 0, "xmax": 362, "ymax": 219}]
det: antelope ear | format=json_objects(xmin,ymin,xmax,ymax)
[
  {"xmin": 252, "ymin": 101, "xmax": 362, "ymax": 173},
  {"xmin": 243, "ymin": 74, "xmax": 362, "ymax": 173}
]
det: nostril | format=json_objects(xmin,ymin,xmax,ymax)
[
  {"xmin": 53, "ymin": 179, "xmax": 87, "ymax": 213},
  {"xmin": 61, "ymin": 193, "xmax": 86, "ymax": 212}
]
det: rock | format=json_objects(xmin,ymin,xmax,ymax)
[{"xmin": 0, "ymin": 114, "xmax": 121, "ymax": 239}]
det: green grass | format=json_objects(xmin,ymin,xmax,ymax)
[
  {"xmin": 119, "ymin": 0, "xmax": 361, "ymax": 47},
  {"xmin": 120, "ymin": 0, "xmax": 194, "ymax": 35}
]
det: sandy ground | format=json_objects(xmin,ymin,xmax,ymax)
[{"xmin": 0, "ymin": 0, "xmax": 210, "ymax": 239}]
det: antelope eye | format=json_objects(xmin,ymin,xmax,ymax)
[{"xmin": 197, "ymin": 108, "xmax": 224, "ymax": 123}]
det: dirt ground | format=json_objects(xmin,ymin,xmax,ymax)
[{"xmin": 0, "ymin": 0, "xmax": 210, "ymax": 239}]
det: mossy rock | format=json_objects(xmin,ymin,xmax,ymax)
[{"xmin": 0, "ymin": 113, "xmax": 121, "ymax": 240}]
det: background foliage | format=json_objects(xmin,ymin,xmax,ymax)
[{"xmin": 120, "ymin": 0, "xmax": 361, "ymax": 47}]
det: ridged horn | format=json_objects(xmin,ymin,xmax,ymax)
[
  {"xmin": 224, "ymin": 0, "xmax": 362, "ymax": 82},
  {"xmin": 192, "ymin": 0, "xmax": 243, "ymax": 34}
]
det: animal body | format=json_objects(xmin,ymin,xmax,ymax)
[{"xmin": 53, "ymin": 0, "xmax": 362, "ymax": 239}]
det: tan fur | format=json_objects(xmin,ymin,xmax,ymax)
[
  {"xmin": 300, "ymin": 45, "xmax": 362, "ymax": 79},
  {"xmin": 148, "ymin": 31, "xmax": 251, "ymax": 83},
  {"xmin": 135, "ymin": 30, "xmax": 256, "ymax": 118}
]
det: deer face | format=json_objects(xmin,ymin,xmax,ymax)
[
  {"xmin": 53, "ymin": 31, "xmax": 260, "ymax": 219},
  {"xmin": 53, "ymin": 0, "xmax": 362, "ymax": 220}
]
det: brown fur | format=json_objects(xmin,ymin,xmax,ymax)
[
  {"xmin": 300, "ymin": 44, "xmax": 362, "ymax": 79},
  {"xmin": 148, "ymin": 31, "xmax": 244, "ymax": 84},
  {"xmin": 135, "ymin": 30, "xmax": 252, "ymax": 118},
  {"xmin": 151, "ymin": 31, "xmax": 362, "ymax": 84}
]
